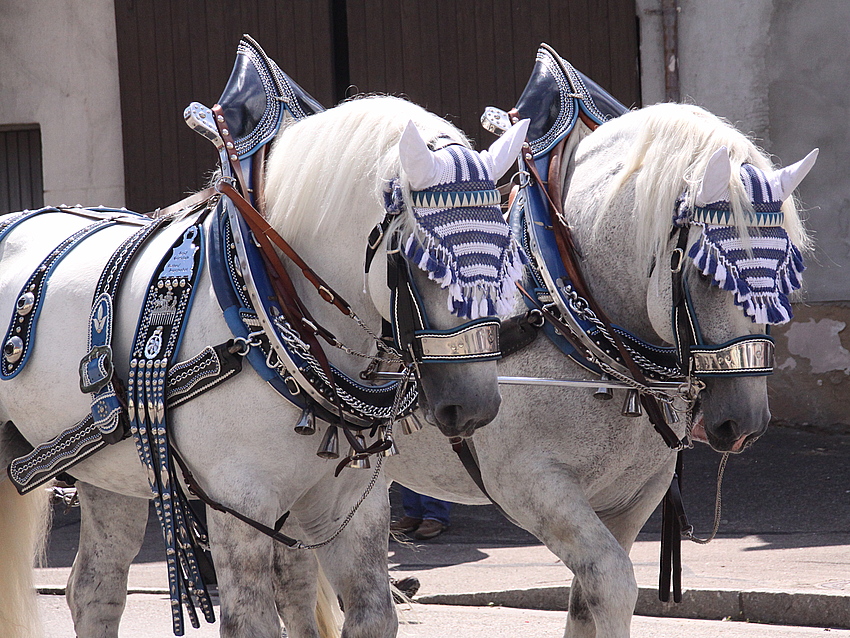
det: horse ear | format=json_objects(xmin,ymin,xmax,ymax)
[
  {"xmin": 771, "ymin": 148, "xmax": 819, "ymax": 202},
  {"xmin": 399, "ymin": 120, "xmax": 440, "ymax": 190},
  {"xmin": 695, "ymin": 146, "xmax": 732, "ymax": 207},
  {"xmin": 480, "ymin": 119, "xmax": 530, "ymax": 181}
]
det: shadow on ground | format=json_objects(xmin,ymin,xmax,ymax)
[{"xmin": 45, "ymin": 425, "xmax": 850, "ymax": 571}]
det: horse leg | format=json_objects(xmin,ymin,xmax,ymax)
[
  {"xmin": 274, "ymin": 543, "xmax": 321, "ymax": 638},
  {"xmin": 273, "ymin": 540, "xmax": 343, "ymax": 638},
  {"xmin": 565, "ymin": 464, "xmax": 675, "ymax": 638},
  {"xmin": 66, "ymin": 482, "xmax": 149, "ymax": 638},
  {"xmin": 309, "ymin": 485, "xmax": 396, "ymax": 638},
  {"xmin": 206, "ymin": 505, "xmax": 282, "ymax": 638},
  {"xmin": 491, "ymin": 468, "xmax": 636, "ymax": 638}
]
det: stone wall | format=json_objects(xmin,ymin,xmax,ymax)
[{"xmin": 637, "ymin": 0, "xmax": 850, "ymax": 430}]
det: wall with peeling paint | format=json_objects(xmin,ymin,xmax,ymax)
[
  {"xmin": 771, "ymin": 305, "xmax": 850, "ymax": 432},
  {"xmin": 637, "ymin": 0, "xmax": 850, "ymax": 430}
]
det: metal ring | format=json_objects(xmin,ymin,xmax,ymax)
[
  {"xmin": 511, "ymin": 170, "xmax": 532, "ymax": 189},
  {"xmin": 670, "ymin": 248, "xmax": 685, "ymax": 273},
  {"xmin": 246, "ymin": 329, "xmax": 265, "ymax": 347},
  {"xmin": 228, "ymin": 337, "xmax": 251, "ymax": 357},
  {"xmin": 526, "ymin": 308, "xmax": 545, "ymax": 328}
]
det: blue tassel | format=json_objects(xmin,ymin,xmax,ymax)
[
  {"xmin": 518, "ymin": 249, "xmax": 530, "ymax": 265},
  {"xmin": 486, "ymin": 298, "xmax": 496, "ymax": 316},
  {"xmin": 723, "ymin": 270, "xmax": 736, "ymax": 291},
  {"xmin": 766, "ymin": 304, "xmax": 782, "ymax": 324},
  {"xmin": 787, "ymin": 269, "xmax": 799, "ymax": 290},
  {"xmin": 781, "ymin": 296, "xmax": 794, "ymax": 320},
  {"xmin": 688, "ymin": 240, "xmax": 702, "ymax": 260},
  {"xmin": 792, "ymin": 246, "xmax": 805, "ymax": 272},
  {"xmin": 426, "ymin": 255, "xmax": 440, "ymax": 274}
]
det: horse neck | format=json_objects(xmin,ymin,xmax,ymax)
[{"xmin": 278, "ymin": 200, "xmax": 386, "ymax": 376}]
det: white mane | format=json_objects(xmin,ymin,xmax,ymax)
[
  {"xmin": 596, "ymin": 103, "xmax": 811, "ymax": 267},
  {"xmin": 263, "ymin": 95, "xmax": 469, "ymax": 244}
]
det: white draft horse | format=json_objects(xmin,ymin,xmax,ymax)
[
  {"xmin": 386, "ymin": 101, "xmax": 815, "ymax": 637},
  {"xmin": 0, "ymin": 95, "xmax": 527, "ymax": 638}
]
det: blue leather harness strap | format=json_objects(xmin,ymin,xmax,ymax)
[
  {"xmin": 81, "ymin": 215, "xmax": 173, "ymax": 443},
  {"xmin": 2, "ymin": 218, "xmax": 117, "ymax": 379}
]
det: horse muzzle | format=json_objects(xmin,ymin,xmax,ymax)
[
  {"xmin": 694, "ymin": 377, "xmax": 770, "ymax": 453},
  {"xmin": 416, "ymin": 360, "xmax": 502, "ymax": 438}
]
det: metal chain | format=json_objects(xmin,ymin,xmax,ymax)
[
  {"xmin": 293, "ymin": 454, "xmax": 386, "ymax": 550},
  {"xmin": 592, "ymin": 356, "xmax": 680, "ymax": 405},
  {"xmin": 684, "ymin": 452, "xmax": 730, "ymax": 544},
  {"xmin": 557, "ymin": 282, "xmax": 681, "ymax": 380},
  {"xmin": 290, "ymin": 364, "xmax": 414, "ymax": 551}
]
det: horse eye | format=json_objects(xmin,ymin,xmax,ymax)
[{"xmin": 697, "ymin": 271, "xmax": 710, "ymax": 283}]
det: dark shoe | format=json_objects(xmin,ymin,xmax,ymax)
[
  {"xmin": 412, "ymin": 519, "xmax": 446, "ymax": 540},
  {"xmin": 390, "ymin": 516, "xmax": 422, "ymax": 534},
  {"xmin": 390, "ymin": 575, "xmax": 421, "ymax": 602}
]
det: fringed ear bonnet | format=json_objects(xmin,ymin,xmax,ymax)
[
  {"xmin": 679, "ymin": 148, "xmax": 817, "ymax": 324},
  {"xmin": 395, "ymin": 119, "xmax": 530, "ymax": 319}
]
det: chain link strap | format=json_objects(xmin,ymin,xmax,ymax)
[{"xmin": 683, "ymin": 452, "xmax": 729, "ymax": 544}]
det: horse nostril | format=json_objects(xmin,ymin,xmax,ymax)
[
  {"xmin": 435, "ymin": 404, "xmax": 462, "ymax": 428},
  {"xmin": 715, "ymin": 419, "xmax": 739, "ymax": 443}
]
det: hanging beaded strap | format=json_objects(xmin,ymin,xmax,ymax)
[{"xmin": 127, "ymin": 220, "xmax": 214, "ymax": 635}]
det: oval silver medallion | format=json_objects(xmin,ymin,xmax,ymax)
[
  {"xmin": 144, "ymin": 327, "xmax": 163, "ymax": 359},
  {"xmin": 15, "ymin": 292, "xmax": 35, "ymax": 316}
]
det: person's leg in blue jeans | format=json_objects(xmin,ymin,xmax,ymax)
[
  {"xmin": 419, "ymin": 495, "xmax": 451, "ymax": 527},
  {"xmin": 413, "ymin": 493, "xmax": 451, "ymax": 539},
  {"xmin": 391, "ymin": 485, "xmax": 451, "ymax": 538}
]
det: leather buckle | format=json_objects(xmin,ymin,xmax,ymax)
[{"xmin": 79, "ymin": 345, "xmax": 114, "ymax": 394}]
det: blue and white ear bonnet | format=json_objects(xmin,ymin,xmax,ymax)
[
  {"xmin": 394, "ymin": 119, "xmax": 530, "ymax": 319},
  {"xmin": 676, "ymin": 147, "xmax": 818, "ymax": 325}
]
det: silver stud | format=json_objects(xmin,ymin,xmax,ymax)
[
  {"xmin": 15, "ymin": 292, "xmax": 35, "ymax": 316},
  {"xmin": 3, "ymin": 336, "xmax": 24, "ymax": 363}
]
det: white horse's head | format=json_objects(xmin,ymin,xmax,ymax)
[
  {"xmin": 669, "ymin": 145, "xmax": 815, "ymax": 451},
  {"xmin": 572, "ymin": 103, "xmax": 815, "ymax": 453},
  {"xmin": 391, "ymin": 117, "xmax": 529, "ymax": 436},
  {"xmin": 264, "ymin": 96, "xmax": 528, "ymax": 438}
]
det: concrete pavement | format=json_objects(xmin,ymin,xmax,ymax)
[{"xmin": 35, "ymin": 424, "xmax": 850, "ymax": 635}]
